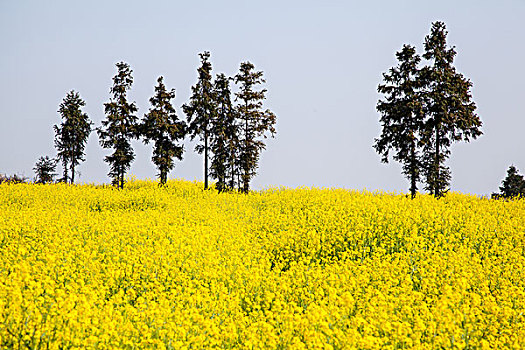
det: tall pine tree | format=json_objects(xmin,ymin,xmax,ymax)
[
  {"xmin": 420, "ymin": 21, "xmax": 482, "ymax": 197},
  {"xmin": 182, "ymin": 51, "xmax": 215, "ymax": 190},
  {"xmin": 98, "ymin": 62, "xmax": 139, "ymax": 189},
  {"xmin": 54, "ymin": 90, "xmax": 92, "ymax": 183},
  {"xmin": 210, "ymin": 73, "xmax": 239, "ymax": 192},
  {"xmin": 375, "ymin": 45, "xmax": 424, "ymax": 199},
  {"xmin": 141, "ymin": 77, "xmax": 186, "ymax": 185},
  {"xmin": 234, "ymin": 62, "xmax": 276, "ymax": 193}
]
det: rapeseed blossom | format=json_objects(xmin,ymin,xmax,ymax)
[{"xmin": 1, "ymin": 179, "xmax": 524, "ymax": 349}]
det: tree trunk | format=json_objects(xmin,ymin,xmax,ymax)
[
  {"xmin": 63, "ymin": 161, "xmax": 69, "ymax": 184},
  {"xmin": 71, "ymin": 145, "xmax": 76, "ymax": 184},
  {"xmin": 410, "ymin": 140, "xmax": 416, "ymax": 199},
  {"xmin": 435, "ymin": 126, "xmax": 440, "ymax": 197},
  {"xmin": 118, "ymin": 165, "xmax": 124, "ymax": 189},
  {"xmin": 230, "ymin": 157, "xmax": 235, "ymax": 190},
  {"xmin": 204, "ymin": 130, "xmax": 208, "ymax": 190},
  {"xmin": 243, "ymin": 107, "xmax": 249, "ymax": 194},
  {"xmin": 238, "ymin": 172, "xmax": 241, "ymax": 192},
  {"xmin": 160, "ymin": 168, "xmax": 166, "ymax": 186}
]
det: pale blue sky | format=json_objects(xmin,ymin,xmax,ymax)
[{"xmin": 1, "ymin": 0, "xmax": 524, "ymax": 195}]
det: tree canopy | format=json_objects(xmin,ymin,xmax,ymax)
[
  {"xmin": 54, "ymin": 90, "xmax": 92, "ymax": 184},
  {"xmin": 375, "ymin": 21, "xmax": 482, "ymax": 198},
  {"xmin": 209, "ymin": 73, "xmax": 239, "ymax": 192},
  {"xmin": 499, "ymin": 165, "xmax": 525, "ymax": 198},
  {"xmin": 141, "ymin": 76, "xmax": 186, "ymax": 185},
  {"xmin": 33, "ymin": 156, "xmax": 57, "ymax": 184},
  {"xmin": 375, "ymin": 44, "xmax": 424, "ymax": 199},
  {"xmin": 182, "ymin": 51, "xmax": 215, "ymax": 190},
  {"xmin": 419, "ymin": 21, "xmax": 482, "ymax": 197},
  {"xmin": 234, "ymin": 61, "xmax": 276, "ymax": 193},
  {"xmin": 97, "ymin": 62, "xmax": 139, "ymax": 189}
]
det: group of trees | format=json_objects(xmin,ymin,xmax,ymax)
[
  {"xmin": 21, "ymin": 22, "xmax": 524, "ymax": 199},
  {"xmin": 374, "ymin": 21, "xmax": 483, "ymax": 198},
  {"xmin": 34, "ymin": 52, "xmax": 277, "ymax": 192},
  {"xmin": 33, "ymin": 90, "xmax": 92, "ymax": 184},
  {"xmin": 182, "ymin": 53, "xmax": 276, "ymax": 192},
  {"xmin": 0, "ymin": 173, "xmax": 28, "ymax": 184}
]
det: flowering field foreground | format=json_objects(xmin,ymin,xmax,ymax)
[{"xmin": 1, "ymin": 180, "xmax": 524, "ymax": 349}]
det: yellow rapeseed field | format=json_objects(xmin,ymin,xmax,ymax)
[{"xmin": 1, "ymin": 179, "xmax": 524, "ymax": 349}]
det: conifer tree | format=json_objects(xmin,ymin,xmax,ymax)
[
  {"xmin": 234, "ymin": 61, "xmax": 276, "ymax": 193},
  {"xmin": 141, "ymin": 77, "xmax": 186, "ymax": 185},
  {"xmin": 97, "ymin": 62, "xmax": 139, "ymax": 189},
  {"xmin": 182, "ymin": 51, "xmax": 215, "ymax": 190},
  {"xmin": 419, "ymin": 21, "xmax": 482, "ymax": 197},
  {"xmin": 499, "ymin": 165, "xmax": 525, "ymax": 198},
  {"xmin": 54, "ymin": 90, "xmax": 92, "ymax": 183},
  {"xmin": 210, "ymin": 73, "xmax": 239, "ymax": 192},
  {"xmin": 33, "ymin": 156, "xmax": 57, "ymax": 184},
  {"xmin": 375, "ymin": 45, "xmax": 424, "ymax": 199}
]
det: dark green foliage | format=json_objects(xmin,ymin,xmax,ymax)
[
  {"xmin": 210, "ymin": 73, "xmax": 239, "ymax": 192},
  {"xmin": 375, "ymin": 45, "xmax": 424, "ymax": 199},
  {"xmin": 182, "ymin": 51, "xmax": 215, "ymax": 190},
  {"xmin": 33, "ymin": 156, "xmax": 57, "ymax": 184},
  {"xmin": 419, "ymin": 21, "xmax": 482, "ymax": 197},
  {"xmin": 141, "ymin": 77, "xmax": 186, "ymax": 185},
  {"xmin": 375, "ymin": 21, "xmax": 482, "ymax": 198},
  {"xmin": 234, "ymin": 61, "xmax": 276, "ymax": 193},
  {"xmin": 97, "ymin": 62, "xmax": 139, "ymax": 189},
  {"xmin": 54, "ymin": 90, "xmax": 92, "ymax": 184},
  {"xmin": 499, "ymin": 165, "xmax": 525, "ymax": 198}
]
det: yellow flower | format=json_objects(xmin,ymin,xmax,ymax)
[{"xmin": 0, "ymin": 179, "xmax": 523, "ymax": 349}]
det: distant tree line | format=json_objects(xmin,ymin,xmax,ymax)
[
  {"xmin": 31, "ymin": 52, "xmax": 277, "ymax": 192},
  {"xmin": 0, "ymin": 174, "xmax": 28, "ymax": 184}
]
